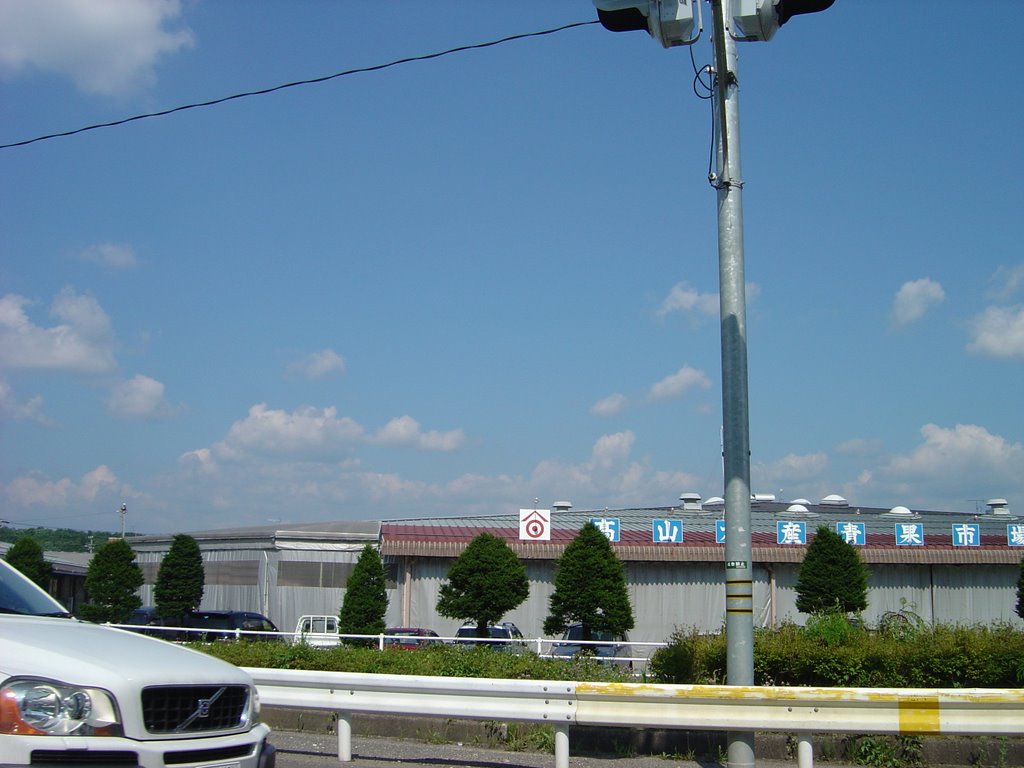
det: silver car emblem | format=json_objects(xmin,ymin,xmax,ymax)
[{"xmin": 174, "ymin": 687, "xmax": 226, "ymax": 732}]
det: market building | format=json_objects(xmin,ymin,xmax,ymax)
[{"xmin": 127, "ymin": 495, "xmax": 1024, "ymax": 645}]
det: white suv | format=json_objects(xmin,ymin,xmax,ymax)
[{"xmin": 0, "ymin": 559, "xmax": 275, "ymax": 768}]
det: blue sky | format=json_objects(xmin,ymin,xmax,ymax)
[{"xmin": 2, "ymin": 1, "xmax": 1022, "ymax": 535}]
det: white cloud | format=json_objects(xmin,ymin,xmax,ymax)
[
  {"xmin": 866, "ymin": 424, "xmax": 1024, "ymax": 508},
  {"xmin": 648, "ymin": 365, "xmax": 712, "ymax": 402},
  {"xmin": 0, "ymin": 0, "xmax": 193, "ymax": 96},
  {"xmin": 745, "ymin": 451, "xmax": 835, "ymax": 504},
  {"xmin": 967, "ymin": 305, "xmax": 1024, "ymax": 360},
  {"xmin": 81, "ymin": 242, "xmax": 136, "ymax": 268},
  {"xmin": 753, "ymin": 452, "xmax": 829, "ymax": 488},
  {"xmin": 371, "ymin": 415, "xmax": 465, "ymax": 452},
  {"xmin": 591, "ymin": 430, "xmax": 635, "ymax": 469},
  {"xmin": 592, "ymin": 367, "xmax": 711, "ymax": 417},
  {"xmin": 657, "ymin": 281, "xmax": 720, "ymax": 318},
  {"xmin": 0, "ymin": 288, "xmax": 116, "ymax": 373},
  {"xmin": 4, "ymin": 464, "xmax": 119, "ymax": 507},
  {"xmin": 989, "ymin": 263, "xmax": 1024, "ymax": 302},
  {"xmin": 529, "ymin": 431, "xmax": 700, "ymax": 509},
  {"xmin": 107, "ymin": 374, "xmax": 169, "ymax": 419},
  {"xmin": 591, "ymin": 393, "xmax": 627, "ymax": 416},
  {"xmin": 287, "ymin": 348, "xmax": 345, "ymax": 379},
  {"xmin": 214, "ymin": 403, "xmax": 365, "ymax": 459},
  {"xmin": 183, "ymin": 405, "xmax": 464, "ymax": 469},
  {"xmin": 180, "ymin": 447, "xmax": 216, "ymax": 475},
  {"xmin": 657, "ymin": 281, "xmax": 760, "ymax": 320},
  {"xmin": 0, "ymin": 379, "xmax": 48, "ymax": 423},
  {"xmin": 891, "ymin": 278, "xmax": 944, "ymax": 327},
  {"xmin": 162, "ymin": 426, "xmax": 709, "ymax": 530},
  {"xmin": 887, "ymin": 423, "xmax": 1022, "ymax": 479}
]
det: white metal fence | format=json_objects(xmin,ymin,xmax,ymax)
[
  {"xmin": 112, "ymin": 622, "xmax": 661, "ymax": 666},
  {"xmin": 245, "ymin": 667, "xmax": 1024, "ymax": 768}
]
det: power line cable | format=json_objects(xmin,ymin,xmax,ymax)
[{"xmin": 1, "ymin": 20, "xmax": 598, "ymax": 151}]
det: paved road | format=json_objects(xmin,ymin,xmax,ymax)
[{"xmin": 269, "ymin": 730, "xmax": 844, "ymax": 768}]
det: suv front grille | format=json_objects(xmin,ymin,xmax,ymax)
[
  {"xmin": 142, "ymin": 684, "xmax": 249, "ymax": 734},
  {"xmin": 30, "ymin": 750, "xmax": 138, "ymax": 764}
]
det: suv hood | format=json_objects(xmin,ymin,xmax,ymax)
[{"xmin": 0, "ymin": 615, "xmax": 251, "ymax": 686}]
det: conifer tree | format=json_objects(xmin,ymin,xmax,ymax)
[
  {"xmin": 795, "ymin": 525, "xmax": 869, "ymax": 615},
  {"xmin": 339, "ymin": 544, "xmax": 389, "ymax": 637},
  {"xmin": 79, "ymin": 538, "xmax": 144, "ymax": 623},
  {"xmin": 154, "ymin": 534, "xmax": 205, "ymax": 622},
  {"xmin": 437, "ymin": 532, "xmax": 528, "ymax": 637},
  {"xmin": 4, "ymin": 536, "xmax": 52, "ymax": 590},
  {"xmin": 543, "ymin": 521, "xmax": 634, "ymax": 640}
]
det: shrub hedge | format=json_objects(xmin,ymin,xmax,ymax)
[
  {"xmin": 648, "ymin": 622, "xmax": 1024, "ymax": 688},
  {"xmin": 192, "ymin": 622, "xmax": 1024, "ymax": 689},
  {"xmin": 194, "ymin": 641, "xmax": 634, "ymax": 682}
]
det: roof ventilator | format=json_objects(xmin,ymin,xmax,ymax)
[
  {"xmin": 986, "ymin": 498, "xmax": 1016, "ymax": 519},
  {"xmin": 882, "ymin": 505, "xmax": 920, "ymax": 519}
]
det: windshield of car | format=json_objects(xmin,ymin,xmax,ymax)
[
  {"xmin": 458, "ymin": 626, "xmax": 514, "ymax": 639},
  {"xmin": 301, "ymin": 617, "xmax": 334, "ymax": 633},
  {"xmin": 0, "ymin": 560, "xmax": 70, "ymax": 617},
  {"xmin": 563, "ymin": 625, "xmax": 620, "ymax": 642},
  {"xmin": 241, "ymin": 617, "xmax": 276, "ymax": 632}
]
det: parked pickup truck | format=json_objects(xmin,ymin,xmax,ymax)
[
  {"xmin": 0, "ymin": 559, "xmax": 276, "ymax": 768},
  {"xmin": 293, "ymin": 614, "xmax": 340, "ymax": 647}
]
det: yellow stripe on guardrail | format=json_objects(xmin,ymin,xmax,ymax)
[{"xmin": 897, "ymin": 695, "xmax": 941, "ymax": 734}]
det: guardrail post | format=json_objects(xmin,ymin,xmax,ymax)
[
  {"xmin": 796, "ymin": 734, "xmax": 813, "ymax": 768},
  {"xmin": 554, "ymin": 724, "xmax": 569, "ymax": 768},
  {"xmin": 337, "ymin": 712, "xmax": 353, "ymax": 762}
]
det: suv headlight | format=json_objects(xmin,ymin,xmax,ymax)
[
  {"xmin": 248, "ymin": 684, "xmax": 261, "ymax": 725},
  {"xmin": 0, "ymin": 678, "xmax": 122, "ymax": 737}
]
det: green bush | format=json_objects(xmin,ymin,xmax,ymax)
[
  {"xmin": 650, "ymin": 622, "xmax": 1024, "ymax": 688},
  {"xmin": 851, "ymin": 735, "xmax": 923, "ymax": 768},
  {"xmin": 647, "ymin": 628, "xmax": 725, "ymax": 684},
  {"xmin": 804, "ymin": 612, "xmax": 867, "ymax": 647}
]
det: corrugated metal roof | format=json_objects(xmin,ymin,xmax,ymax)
[
  {"xmin": 380, "ymin": 504, "xmax": 1023, "ymax": 564},
  {"xmin": 129, "ymin": 519, "xmax": 381, "ymax": 550}
]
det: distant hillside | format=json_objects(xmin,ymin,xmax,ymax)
[{"xmin": 0, "ymin": 526, "xmax": 124, "ymax": 553}]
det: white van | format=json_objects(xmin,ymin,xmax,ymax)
[
  {"xmin": 0, "ymin": 559, "xmax": 275, "ymax": 768},
  {"xmin": 293, "ymin": 614, "xmax": 340, "ymax": 647}
]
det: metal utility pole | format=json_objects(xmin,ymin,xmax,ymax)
[
  {"xmin": 711, "ymin": 2, "xmax": 755, "ymax": 767},
  {"xmin": 591, "ymin": 5, "xmax": 836, "ymax": 766}
]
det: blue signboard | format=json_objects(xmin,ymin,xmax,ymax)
[
  {"xmin": 715, "ymin": 519, "xmax": 726, "ymax": 544},
  {"xmin": 777, "ymin": 521, "xmax": 806, "ymax": 545},
  {"xmin": 589, "ymin": 517, "xmax": 621, "ymax": 542},
  {"xmin": 951, "ymin": 523, "xmax": 980, "ymax": 547},
  {"xmin": 894, "ymin": 523, "xmax": 924, "ymax": 546},
  {"xmin": 835, "ymin": 521, "xmax": 866, "ymax": 546},
  {"xmin": 652, "ymin": 519, "xmax": 684, "ymax": 543}
]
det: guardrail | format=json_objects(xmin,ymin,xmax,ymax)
[{"xmin": 244, "ymin": 667, "xmax": 1024, "ymax": 768}]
